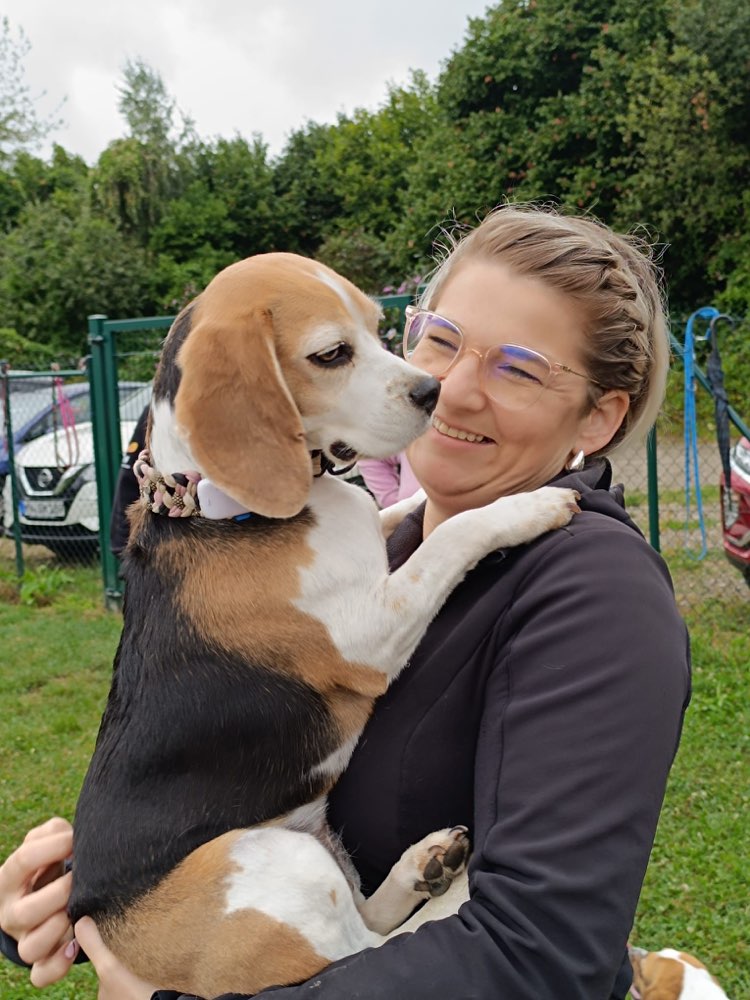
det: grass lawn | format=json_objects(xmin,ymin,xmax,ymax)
[{"xmin": 0, "ymin": 547, "xmax": 748, "ymax": 999}]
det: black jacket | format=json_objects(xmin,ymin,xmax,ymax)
[
  {"xmin": 1, "ymin": 462, "xmax": 690, "ymax": 999},
  {"xmin": 212, "ymin": 460, "xmax": 690, "ymax": 1000}
]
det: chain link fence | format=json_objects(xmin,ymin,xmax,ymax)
[
  {"xmin": 1, "ymin": 364, "xmax": 151, "ymax": 570},
  {"xmin": 611, "ymin": 426, "xmax": 748, "ymax": 611},
  {"xmin": 2, "ymin": 316, "xmax": 747, "ymax": 612}
]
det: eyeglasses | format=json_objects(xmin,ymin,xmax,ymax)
[{"xmin": 403, "ymin": 306, "xmax": 596, "ymax": 411}]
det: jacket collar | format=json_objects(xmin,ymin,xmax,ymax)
[{"xmin": 386, "ymin": 458, "xmax": 635, "ymax": 572}]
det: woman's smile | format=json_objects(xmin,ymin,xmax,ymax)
[{"xmin": 431, "ymin": 415, "xmax": 495, "ymax": 445}]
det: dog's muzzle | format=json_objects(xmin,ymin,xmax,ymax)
[{"xmin": 409, "ymin": 376, "xmax": 441, "ymax": 415}]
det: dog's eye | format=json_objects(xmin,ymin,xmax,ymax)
[{"xmin": 309, "ymin": 343, "xmax": 353, "ymax": 367}]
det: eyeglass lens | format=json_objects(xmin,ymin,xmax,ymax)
[{"xmin": 404, "ymin": 312, "xmax": 552, "ymax": 409}]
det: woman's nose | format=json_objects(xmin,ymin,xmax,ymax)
[{"xmin": 438, "ymin": 350, "xmax": 486, "ymax": 406}]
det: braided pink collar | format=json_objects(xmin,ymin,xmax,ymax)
[
  {"xmin": 133, "ymin": 449, "xmax": 348, "ymax": 521},
  {"xmin": 134, "ymin": 450, "xmax": 202, "ymax": 518}
]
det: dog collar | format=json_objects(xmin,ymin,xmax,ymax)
[
  {"xmin": 133, "ymin": 449, "xmax": 355, "ymax": 521},
  {"xmin": 134, "ymin": 450, "xmax": 208, "ymax": 518},
  {"xmin": 134, "ymin": 450, "xmax": 254, "ymax": 522}
]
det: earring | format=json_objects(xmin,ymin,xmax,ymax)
[{"xmin": 566, "ymin": 449, "xmax": 585, "ymax": 471}]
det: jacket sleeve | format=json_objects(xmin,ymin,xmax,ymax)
[{"xmin": 213, "ymin": 520, "xmax": 690, "ymax": 1000}]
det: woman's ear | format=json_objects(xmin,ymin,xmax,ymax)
[{"xmin": 575, "ymin": 389, "xmax": 630, "ymax": 456}]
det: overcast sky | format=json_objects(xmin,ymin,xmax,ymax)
[{"xmin": 4, "ymin": 0, "xmax": 491, "ymax": 164}]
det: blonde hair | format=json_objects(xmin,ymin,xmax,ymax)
[{"xmin": 418, "ymin": 205, "xmax": 670, "ymax": 455}]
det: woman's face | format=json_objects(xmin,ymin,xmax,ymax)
[{"xmin": 407, "ymin": 259, "xmax": 609, "ymax": 518}]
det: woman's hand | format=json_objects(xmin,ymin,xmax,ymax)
[
  {"xmin": 74, "ymin": 917, "xmax": 157, "ymax": 1000},
  {"xmin": 0, "ymin": 817, "xmax": 77, "ymax": 986}
]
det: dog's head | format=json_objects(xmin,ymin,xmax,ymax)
[
  {"xmin": 628, "ymin": 947, "xmax": 729, "ymax": 999},
  {"xmin": 150, "ymin": 253, "xmax": 439, "ymax": 518}
]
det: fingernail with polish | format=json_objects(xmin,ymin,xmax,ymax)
[{"xmin": 64, "ymin": 939, "xmax": 78, "ymax": 960}]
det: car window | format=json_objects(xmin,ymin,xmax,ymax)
[
  {"xmin": 9, "ymin": 390, "xmax": 51, "ymax": 423},
  {"xmin": 22, "ymin": 389, "xmax": 90, "ymax": 442},
  {"xmin": 6, "ymin": 381, "xmax": 151, "ymax": 447}
]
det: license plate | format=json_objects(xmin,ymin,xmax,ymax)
[{"xmin": 20, "ymin": 499, "xmax": 66, "ymax": 520}]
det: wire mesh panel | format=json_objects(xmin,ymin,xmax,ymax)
[
  {"xmin": 611, "ymin": 424, "xmax": 748, "ymax": 612},
  {"xmin": 1, "ymin": 366, "xmax": 151, "ymax": 571}
]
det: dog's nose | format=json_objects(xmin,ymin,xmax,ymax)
[{"xmin": 409, "ymin": 376, "xmax": 441, "ymax": 415}]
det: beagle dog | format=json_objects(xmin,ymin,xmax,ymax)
[
  {"xmin": 629, "ymin": 947, "xmax": 731, "ymax": 999},
  {"xmin": 68, "ymin": 252, "xmax": 579, "ymax": 997}
]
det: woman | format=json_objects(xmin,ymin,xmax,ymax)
[{"xmin": 0, "ymin": 205, "xmax": 690, "ymax": 999}]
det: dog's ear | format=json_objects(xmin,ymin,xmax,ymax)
[{"xmin": 174, "ymin": 306, "xmax": 311, "ymax": 518}]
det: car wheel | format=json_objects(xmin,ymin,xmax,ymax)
[{"xmin": 743, "ymin": 566, "xmax": 750, "ymax": 591}]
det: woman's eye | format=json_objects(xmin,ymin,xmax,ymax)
[
  {"xmin": 498, "ymin": 364, "xmax": 542, "ymax": 384},
  {"xmin": 426, "ymin": 334, "xmax": 460, "ymax": 353},
  {"xmin": 310, "ymin": 343, "xmax": 353, "ymax": 366}
]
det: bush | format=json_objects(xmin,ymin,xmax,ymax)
[{"xmin": 0, "ymin": 327, "xmax": 57, "ymax": 368}]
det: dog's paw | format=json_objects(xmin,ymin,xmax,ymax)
[
  {"xmin": 526, "ymin": 486, "xmax": 581, "ymax": 531},
  {"xmin": 481, "ymin": 485, "xmax": 580, "ymax": 548},
  {"xmin": 398, "ymin": 826, "xmax": 471, "ymax": 898}
]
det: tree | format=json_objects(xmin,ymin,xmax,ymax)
[
  {"xmin": 272, "ymin": 121, "xmax": 343, "ymax": 255},
  {"xmin": 0, "ymin": 17, "xmax": 62, "ymax": 163},
  {"xmin": 117, "ymin": 57, "xmax": 186, "ymax": 148},
  {"xmin": 312, "ymin": 74, "xmax": 438, "ymax": 239},
  {"xmin": 0, "ymin": 197, "xmax": 153, "ymax": 353},
  {"xmin": 91, "ymin": 60, "xmax": 191, "ymax": 243}
]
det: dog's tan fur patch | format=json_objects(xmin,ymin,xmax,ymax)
[
  {"xmin": 142, "ymin": 516, "xmax": 386, "ymax": 746},
  {"xmin": 102, "ymin": 829, "xmax": 327, "ymax": 997}
]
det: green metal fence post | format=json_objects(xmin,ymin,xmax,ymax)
[
  {"xmin": 646, "ymin": 426, "xmax": 661, "ymax": 553},
  {"xmin": 1, "ymin": 361, "xmax": 24, "ymax": 580},
  {"xmin": 88, "ymin": 316, "xmax": 122, "ymax": 609}
]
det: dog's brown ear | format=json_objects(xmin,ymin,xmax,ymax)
[{"xmin": 174, "ymin": 307, "xmax": 311, "ymax": 518}]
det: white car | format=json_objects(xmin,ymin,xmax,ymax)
[{"xmin": 4, "ymin": 385, "xmax": 151, "ymax": 558}]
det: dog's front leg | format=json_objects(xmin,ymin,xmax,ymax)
[
  {"xmin": 358, "ymin": 827, "xmax": 470, "ymax": 935},
  {"xmin": 373, "ymin": 486, "xmax": 579, "ymax": 674}
]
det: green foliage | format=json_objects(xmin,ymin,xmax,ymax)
[
  {"xmin": 0, "ymin": 17, "xmax": 62, "ymax": 163},
  {"xmin": 0, "ymin": 146, "xmax": 88, "ymax": 231},
  {"xmin": 312, "ymin": 77, "xmax": 438, "ymax": 240},
  {"xmin": 0, "ymin": 3, "xmax": 748, "ymax": 362},
  {"xmin": 0, "ymin": 326, "xmax": 56, "ymax": 367},
  {"xmin": 631, "ymin": 598, "xmax": 750, "ymax": 995},
  {"xmin": 315, "ymin": 228, "xmax": 392, "ymax": 294},
  {"xmin": 117, "ymin": 57, "xmax": 186, "ymax": 148},
  {"xmin": 0, "ymin": 198, "xmax": 154, "ymax": 355},
  {"xmin": 16, "ymin": 564, "xmax": 74, "ymax": 606},
  {"xmin": 152, "ymin": 136, "xmax": 279, "ymax": 263},
  {"xmin": 151, "ymin": 246, "xmax": 236, "ymax": 314},
  {"xmin": 612, "ymin": 42, "xmax": 742, "ymax": 305},
  {"xmin": 273, "ymin": 121, "xmax": 343, "ymax": 254}
]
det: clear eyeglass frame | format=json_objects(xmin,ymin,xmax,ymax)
[{"xmin": 402, "ymin": 305, "xmax": 597, "ymax": 410}]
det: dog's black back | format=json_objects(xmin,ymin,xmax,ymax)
[{"xmin": 69, "ymin": 511, "xmax": 339, "ymax": 923}]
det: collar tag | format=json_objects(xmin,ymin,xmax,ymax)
[{"xmin": 196, "ymin": 479, "xmax": 251, "ymax": 520}]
